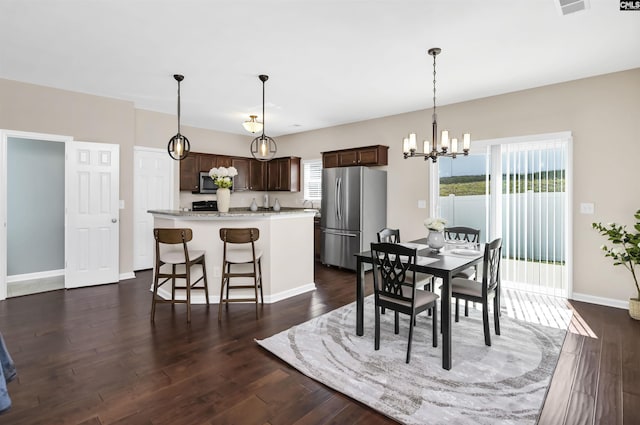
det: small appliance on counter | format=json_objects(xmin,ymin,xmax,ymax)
[{"xmin": 192, "ymin": 200, "xmax": 217, "ymax": 211}]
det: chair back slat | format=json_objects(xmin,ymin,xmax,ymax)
[
  {"xmin": 154, "ymin": 228, "xmax": 193, "ymax": 244},
  {"xmin": 444, "ymin": 226, "xmax": 480, "ymax": 243},
  {"xmin": 219, "ymin": 228, "xmax": 260, "ymax": 244},
  {"xmin": 482, "ymin": 238, "xmax": 502, "ymax": 294},
  {"xmin": 377, "ymin": 228, "xmax": 401, "ymax": 244},
  {"xmin": 370, "ymin": 242, "xmax": 417, "ymax": 304}
]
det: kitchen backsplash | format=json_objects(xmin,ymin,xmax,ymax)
[{"xmin": 179, "ymin": 190, "xmax": 316, "ymax": 211}]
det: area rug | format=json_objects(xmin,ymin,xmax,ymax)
[{"xmin": 256, "ymin": 296, "xmax": 569, "ymax": 425}]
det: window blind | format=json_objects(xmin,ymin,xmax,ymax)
[{"xmin": 303, "ymin": 159, "xmax": 322, "ymax": 201}]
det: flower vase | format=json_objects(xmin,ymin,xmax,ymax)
[
  {"xmin": 427, "ymin": 230, "xmax": 445, "ymax": 251},
  {"xmin": 217, "ymin": 188, "xmax": 231, "ymax": 213}
]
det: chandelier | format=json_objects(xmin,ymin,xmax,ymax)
[
  {"xmin": 242, "ymin": 114, "xmax": 263, "ymax": 134},
  {"xmin": 250, "ymin": 74, "xmax": 277, "ymax": 161},
  {"xmin": 167, "ymin": 74, "xmax": 191, "ymax": 161},
  {"xmin": 402, "ymin": 48, "xmax": 470, "ymax": 163}
]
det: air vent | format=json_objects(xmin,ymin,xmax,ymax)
[{"xmin": 556, "ymin": 0, "xmax": 590, "ymax": 15}]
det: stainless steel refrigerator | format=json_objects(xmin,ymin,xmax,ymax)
[{"xmin": 320, "ymin": 166, "xmax": 387, "ymax": 270}]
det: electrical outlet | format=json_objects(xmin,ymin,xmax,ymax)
[
  {"xmin": 580, "ymin": 202, "xmax": 594, "ymax": 214},
  {"xmin": 418, "ymin": 200, "xmax": 427, "ymax": 209}
]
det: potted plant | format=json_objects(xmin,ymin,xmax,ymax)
[{"xmin": 592, "ymin": 209, "xmax": 640, "ymax": 319}]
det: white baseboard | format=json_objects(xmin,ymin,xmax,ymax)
[
  {"xmin": 119, "ymin": 272, "xmax": 136, "ymax": 281},
  {"xmin": 570, "ymin": 292, "xmax": 629, "ymax": 310},
  {"xmin": 7, "ymin": 269, "xmax": 64, "ymax": 283},
  {"xmin": 153, "ymin": 282, "xmax": 317, "ymax": 304}
]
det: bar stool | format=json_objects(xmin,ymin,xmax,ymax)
[
  {"xmin": 218, "ymin": 227, "xmax": 264, "ymax": 321},
  {"xmin": 151, "ymin": 228, "xmax": 209, "ymax": 323}
]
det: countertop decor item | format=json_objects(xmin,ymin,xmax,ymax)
[
  {"xmin": 210, "ymin": 167, "xmax": 237, "ymax": 213},
  {"xmin": 216, "ymin": 188, "xmax": 231, "ymax": 213},
  {"xmin": 424, "ymin": 217, "xmax": 447, "ymax": 251},
  {"xmin": 250, "ymin": 198, "xmax": 258, "ymax": 211},
  {"xmin": 249, "ymin": 74, "xmax": 277, "ymax": 161},
  {"xmin": 593, "ymin": 209, "xmax": 640, "ymax": 319},
  {"xmin": 273, "ymin": 198, "xmax": 281, "ymax": 212},
  {"xmin": 402, "ymin": 48, "xmax": 470, "ymax": 163},
  {"xmin": 167, "ymin": 74, "xmax": 191, "ymax": 161}
]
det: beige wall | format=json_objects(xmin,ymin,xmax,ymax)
[
  {"xmin": 2, "ymin": 69, "xmax": 639, "ymax": 304},
  {"xmin": 277, "ymin": 68, "xmax": 640, "ymax": 304}
]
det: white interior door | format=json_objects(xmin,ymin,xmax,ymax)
[
  {"xmin": 65, "ymin": 141, "xmax": 120, "ymax": 288},
  {"xmin": 133, "ymin": 147, "xmax": 174, "ymax": 270}
]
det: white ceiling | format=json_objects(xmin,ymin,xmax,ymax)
[{"xmin": 1, "ymin": 0, "xmax": 639, "ymax": 137}]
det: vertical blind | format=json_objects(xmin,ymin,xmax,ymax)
[
  {"xmin": 500, "ymin": 139, "xmax": 568, "ymax": 296},
  {"xmin": 303, "ymin": 159, "xmax": 323, "ymax": 201}
]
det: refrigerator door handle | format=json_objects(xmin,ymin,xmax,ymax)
[
  {"xmin": 336, "ymin": 177, "xmax": 342, "ymax": 221},
  {"xmin": 334, "ymin": 177, "xmax": 340, "ymax": 221},
  {"xmin": 322, "ymin": 230, "xmax": 357, "ymax": 237}
]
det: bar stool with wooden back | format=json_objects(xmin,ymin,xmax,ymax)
[
  {"xmin": 218, "ymin": 228, "xmax": 264, "ymax": 321},
  {"xmin": 151, "ymin": 228, "xmax": 209, "ymax": 323}
]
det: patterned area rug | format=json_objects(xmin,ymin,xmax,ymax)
[{"xmin": 256, "ymin": 296, "xmax": 569, "ymax": 425}]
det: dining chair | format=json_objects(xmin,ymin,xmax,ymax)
[
  {"xmin": 151, "ymin": 228, "xmax": 209, "ymax": 323},
  {"xmin": 376, "ymin": 228, "xmax": 435, "ymax": 292},
  {"xmin": 370, "ymin": 242, "xmax": 439, "ymax": 363},
  {"xmin": 444, "ymin": 226, "xmax": 481, "ymax": 317},
  {"xmin": 450, "ymin": 237, "xmax": 502, "ymax": 346},
  {"xmin": 218, "ymin": 227, "xmax": 264, "ymax": 321}
]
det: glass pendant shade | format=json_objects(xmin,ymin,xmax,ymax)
[
  {"xmin": 242, "ymin": 115, "xmax": 263, "ymax": 134},
  {"xmin": 250, "ymin": 74, "xmax": 277, "ymax": 161},
  {"xmin": 168, "ymin": 74, "xmax": 190, "ymax": 161}
]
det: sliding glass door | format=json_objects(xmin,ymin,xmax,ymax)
[{"xmin": 434, "ymin": 133, "xmax": 571, "ymax": 297}]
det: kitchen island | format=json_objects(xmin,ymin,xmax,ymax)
[{"xmin": 149, "ymin": 208, "xmax": 316, "ymax": 304}]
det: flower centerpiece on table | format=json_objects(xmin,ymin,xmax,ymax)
[
  {"xmin": 593, "ymin": 209, "xmax": 640, "ymax": 319},
  {"xmin": 424, "ymin": 217, "xmax": 447, "ymax": 232},
  {"xmin": 209, "ymin": 166, "xmax": 238, "ymax": 189},
  {"xmin": 424, "ymin": 217, "xmax": 447, "ymax": 251}
]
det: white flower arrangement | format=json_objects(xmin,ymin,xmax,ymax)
[
  {"xmin": 424, "ymin": 217, "xmax": 447, "ymax": 232},
  {"xmin": 209, "ymin": 166, "xmax": 238, "ymax": 189}
]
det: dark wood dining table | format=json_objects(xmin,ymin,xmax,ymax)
[{"xmin": 354, "ymin": 237, "xmax": 484, "ymax": 370}]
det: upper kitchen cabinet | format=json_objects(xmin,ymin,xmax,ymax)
[
  {"xmin": 198, "ymin": 153, "xmax": 217, "ymax": 173},
  {"xmin": 322, "ymin": 145, "xmax": 389, "ymax": 168},
  {"xmin": 249, "ymin": 159, "xmax": 267, "ymax": 191},
  {"xmin": 267, "ymin": 157, "xmax": 301, "ymax": 192},
  {"xmin": 179, "ymin": 154, "xmax": 200, "ymax": 191},
  {"xmin": 231, "ymin": 157, "xmax": 250, "ymax": 191}
]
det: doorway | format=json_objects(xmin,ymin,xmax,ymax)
[{"xmin": 432, "ymin": 132, "xmax": 572, "ymax": 298}]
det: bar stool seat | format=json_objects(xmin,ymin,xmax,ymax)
[
  {"xmin": 151, "ymin": 228, "xmax": 209, "ymax": 323},
  {"xmin": 219, "ymin": 227, "xmax": 264, "ymax": 321}
]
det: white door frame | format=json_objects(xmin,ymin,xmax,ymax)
[
  {"xmin": 133, "ymin": 146, "xmax": 175, "ymax": 270},
  {"xmin": 0, "ymin": 130, "xmax": 72, "ymax": 300}
]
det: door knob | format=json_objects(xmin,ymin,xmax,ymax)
[{"xmin": 111, "ymin": 218, "xmax": 118, "ymax": 223}]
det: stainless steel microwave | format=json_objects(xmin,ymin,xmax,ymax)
[{"xmin": 199, "ymin": 172, "xmax": 232, "ymax": 194}]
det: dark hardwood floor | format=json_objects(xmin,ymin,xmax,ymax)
[{"xmin": 0, "ymin": 264, "xmax": 639, "ymax": 424}]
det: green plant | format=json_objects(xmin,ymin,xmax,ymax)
[{"xmin": 592, "ymin": 209, "xmax": 640, "ymax": 300}]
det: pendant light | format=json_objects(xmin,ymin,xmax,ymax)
[
  {"xmin": 402, "ymin": 48, "xmax": 470, "ymax": 163},
  {"xmin": 167, "ymin": 74, "xmax": 191, "ymax": 161},
  {"xmin": 250, "ymin": 74, "xmax": 277, "ymax": 161}
]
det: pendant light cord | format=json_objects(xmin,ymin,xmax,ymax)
[
  {"xmin": 261, "ymin": 78, "xmax": 266, "ymax": 137},
  {"xmin": 177, "ymin": 79, "xmax": 181, "ymax": 135}
]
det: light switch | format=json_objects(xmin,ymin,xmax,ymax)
[
  {"xmin": 580, "ymin": 202, "xmax": 594, "ymax": 214},
  {"xmin": 119, "ymin": 200, "xmax": 125, "ymax": 209},
  {"xmin": 418, "ymin": 200, "xmax": 427, "ymax": 209}
]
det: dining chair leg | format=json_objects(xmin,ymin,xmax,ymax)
[
  {"xmin": 253, "ymin": 263, "xmax": 259, "ymax": 320},
  {"xmin": 394, "ymin": 311, "xmax": 400, "ymax": 334},
  {"xmin": 483, "ymin": 302, "xmax": 491, "ymax": 346},
  {"xmin": 201, "ymin": 259, "xmax": 210, "ymax": 305},
  {"xmin": 432, "ymin": 302, "xmax": 438, "ymax": 348},
  {"xmin": 258, "ymin": 258, "xmax": 264, "ymax": 304},
  {"xmin": 494, "ymin": 296, "xmax": 501, "ymax": 335},
  {"xmin": 455, "ymin": 298, "xmax": 460, "ymax": 322},
  {"xmin": 374, "ymin": 306, "xmax": 381, "ymax": 351},
  {"xmin": 218, "ymin": 274, "xmax": 226, "ymax": 321},
  {"xmin": 151, "ymin": 270, "xmax": 160, "ymax": 323},
  {"xmin": 406, "ymin": 313, "xmax": 415, "ymax": 363},
  {"xmin": 464, "ymin": 300, "xmax": 469, "ymax": 317},
  {"xmin": 186, "ymin": 269, "xmax": 191, "ymax": 323}
]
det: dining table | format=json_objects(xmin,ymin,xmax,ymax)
[{"xmin": 354, "ymin": 237, "xmax": 484, "ymax": 370}]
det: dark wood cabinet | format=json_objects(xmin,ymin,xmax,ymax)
[
  {"xmin": 322, "ymin": 145, "xmax": 389, "ymax": 168},
  {"xmin": 179, "ymin": 154, "xmax": 200, "ymax": 191},
  {"xmin": 231, "ymin": 157, "xmax": 250, "ymax": 191},
  {"xmin": 267, "ymin": 157, "xmax": 300, "ymax": 191},
  {"xmin": 180, "ymin": 153, "xmax": 300, "ymax": 193},
  {"xmin": 314, "ymin": 217, "xmax": 321, "ymax": 261}
]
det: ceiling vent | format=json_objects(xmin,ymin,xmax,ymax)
[{"xmin": 556, "ymin": 0, "xmax": 590, "ymax": 15}]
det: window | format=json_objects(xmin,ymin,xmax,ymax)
[{"xmin": 303, "ymin": 159, "xmax": 322, "ymax": 201}]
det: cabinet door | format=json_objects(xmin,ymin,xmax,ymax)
[
  {"xmin": 199, "ymin": 153, "xmax": 217, "ymax": 172},
  {"xmin": 323, "ymin": 152, "xmax": 339, "ymax": 168},
  {"xmin": 231, "ymin": 157, "xmax": 250, "ymax": 191},
  {"xmin": 267, "ymin": 159, "xmax": 281, "ymax": 191},
  {"xmin": 249, "ymin": 159, "xmax": 266, "ymax": 191},
  {"xmin": 357, "ymin": 147, "xmax": 379, "ymax": 165},
  {"xmin": 338, "ymin": 150, "xmax": 358, "ymax": 166},
  {"xmin": 216, "ymin": 155, "xmax": 233, "ymax": 168},
  {"xmin": 179, "ymin": 154, "xmax": 199, "ymax": 191}
]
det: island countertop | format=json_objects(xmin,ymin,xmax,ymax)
[{"xmin": 148, "ymin": 207, "xmax": 318, "ymax": 219}]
